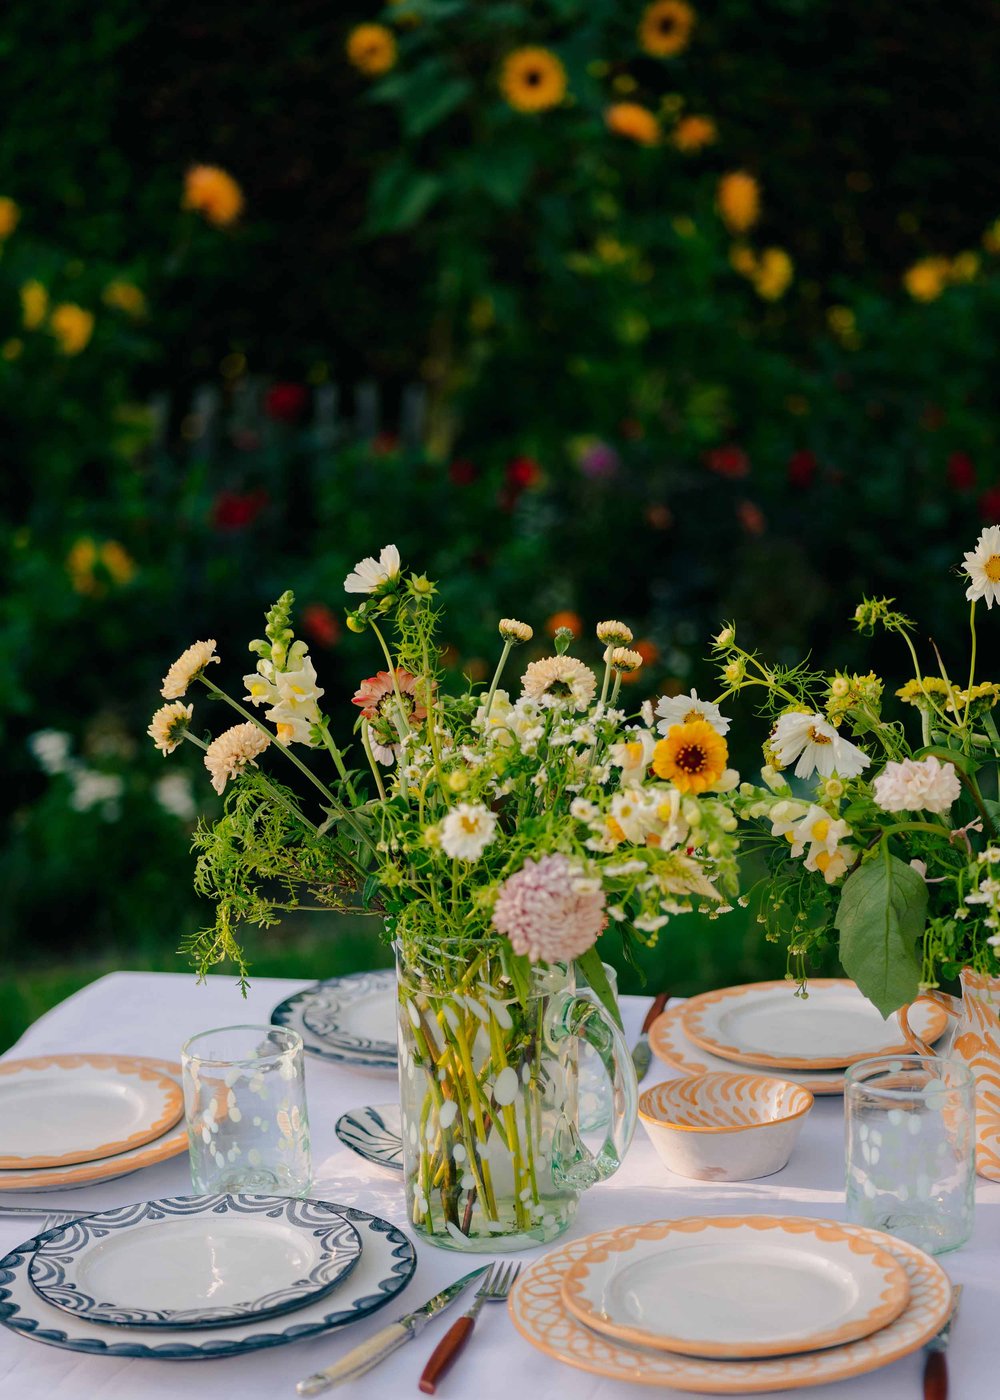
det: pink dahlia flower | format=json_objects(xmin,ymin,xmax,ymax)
[{"xmin": 492, "ymin": 854, "xmax": 606, "ymax": 964}]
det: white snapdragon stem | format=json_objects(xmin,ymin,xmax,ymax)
[
  {"xmin": 369, "ymin": 621, "xmax": 413, "ymax": 737},
  {"xmin": 360, "ymin": 721, "xmax": 387, "ymax": 801}
]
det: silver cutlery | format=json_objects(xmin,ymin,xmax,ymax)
[
  {"xmin": 631, "ymin": 991, "xmax": 669, "ymax": 1082},
  {"xmin": 923, "ymin": 1283, "xmax": 961, "ymax": 1400},
  {"xmin": 0, "ymin": 1205, "xmax": 88, "ymax": 1226},
  {"xmin": 296, "ymin": 1264, "xmax": 489, "ymax": 1395},
  {"xmin": 418, "ymin": 1261, "xmax": 521, "ymax": 1394}
]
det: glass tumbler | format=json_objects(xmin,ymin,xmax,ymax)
[
  {"xmin": 845, "ymin": 1054, "xmax": 974, "ymax": 1254},
  {"xmin": 181, "ymin": 1025, "xmax": 311, "ymax": 1195}
]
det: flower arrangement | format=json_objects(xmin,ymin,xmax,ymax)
[
  {"xmin": 150, "ymin": 543, "xmax": 741, "ymax": 1008},
  {"xmin": 718, "ymin": 526, "xmax": 1000, "ymax": 1016}
]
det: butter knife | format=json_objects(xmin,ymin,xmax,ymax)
[
  {"xmin": 923, "ymin": 1283, "xmax": 961, "ymax": 1400},
  {"xmin": 296, "ymin": 1265, "xmax": 488, "ymax": 1395},
  {"xmin": 631, "ymin": 992, "xmax": 669, "ymax": 1082}
]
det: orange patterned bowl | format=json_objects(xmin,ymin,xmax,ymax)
[{"xmin": 639, "ymin": 1073, "xmax": 814, "ymax": 1182}]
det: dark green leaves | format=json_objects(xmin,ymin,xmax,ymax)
[
  {"xmin": 575, "ymin": 946, "xmax": 624, "ymax": 1029},
  {"xmin": 366, "ymin": 161, "xmax": 443, "ymax": 235},
  {"xmin": 835, "ymin": 852, "xmax": 927, "ymax": 1017}
]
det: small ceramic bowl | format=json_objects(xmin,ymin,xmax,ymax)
[{"xmin": 639, "ymin": 1072, "xmax": 814, "ymax": 1182}]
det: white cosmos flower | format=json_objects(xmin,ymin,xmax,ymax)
[
  {"xmin": 655, "ymin": 689, "xmax": 731, "ymax": 736},
  {"xmin": 610, "ymin": 788, "xmax": 661, "ymax": 843},
  {"xmin": 439, "ymin": 803, "xmax": 498, "ymax": 860},
  {"xmin": 608, "ymin": 730, "xmax": 656, "ymax": 786},
  {"xmin": 770, "ymin": 711, "xmax": 870, "ymax": 780},
  {"xmin": 962, "ymin": 526, "xmax": 1000, "ymax": 609},
  {"xmin": 344, "ymin": 544, "xmax": 401, "ymax": 595},
  {"xmin": 873, "ymin": 755, "xmax": 962, "ymax": 815}
]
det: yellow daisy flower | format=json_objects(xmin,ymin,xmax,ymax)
[
  {"xmin": 903, "ymin": 257, "xmax": 950, "ymax": 303},
  {"xmin": 752, "ymin": 247, "xmax": 794, "ymax": 301},
  {"xmin": 103, "ymin": 281, "xmax": 147, "ymax": 318},
  {"xmin": 183, "ymin": 165, "xmax": 244, "ymax": 227},
  {"xmin": 605, "ymin": 102, "xmax": 660, "ymax": 146},
  {"xmin": 717, "ymin": 171, "xmax": 760, "ymax": 234},
  {"xmin": 499, "ymin": 48, "xmax": 567, "ymax": 113},
  {"xmin": 20, "ymin": 280, "xmax": 48, "ymax": 330},
  {"xmin": 346, "ymin": 23, "xmax": 397, "ymax": 77},
  {"xmin": 672, "ymin": 114, "xmax": 716, "ymax": 152},
  {"xmin": 652, "ymin": 719, "xmax": 728, "ymax": 794},
  {"xmin": 50, "ymin": 304, "xmax": 94, "ymax": 356},
  {"xmin": 639, "ymin": 0, "xmax": 695, "ymax": 57}
]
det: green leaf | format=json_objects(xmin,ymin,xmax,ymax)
[
  {"xmin": 366, "ymin": 162, "xmax": 442, "ymax": 235},
  {"xmin": 403, "ymin": 76, "xmax": 472, "ymax": 139},
  {"xmin": 474, "ymin": 145, "xmax": 536, "ymax": 207},
  {"xmin": 575, "ymin": 946, "xmax": 624, "ymax": 1030},
  {"xmin": 835, "ymin": 852, "xmax": 927, "ymax": 1018},
  {"xmin": 913, "ymin": 744, "xmax": 979, "ymax": 776}
]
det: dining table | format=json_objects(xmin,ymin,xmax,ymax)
[{"xmin": 1, "ymin": 969, "xmax": 998, "ymax": 1399}]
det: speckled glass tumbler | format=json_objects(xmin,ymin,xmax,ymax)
[
  {"xmin": 845, "ymin": 1054, "xmax": 974, "ymax": 1254},
  {"xmin": 181, "ymin": 1025, "xmax": 311, "ymax": 1195}
]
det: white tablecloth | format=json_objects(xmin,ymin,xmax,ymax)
[{"xmin": 1, "ymin": 971, "xmax": 998, "ymax": 1399}]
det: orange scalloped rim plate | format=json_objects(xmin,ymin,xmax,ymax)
[{"xmin": 648, "ymin": 1005, "xmax": 846, "ymax": 1095}]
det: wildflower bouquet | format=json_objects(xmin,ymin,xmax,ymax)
[
  {"xmin": 717, "ymin": 526, "xmax": 1000, "ymax": 1018},
  {"xmin": 150, "ymin": 544, "xmax": 741, "ymax": 1247}
]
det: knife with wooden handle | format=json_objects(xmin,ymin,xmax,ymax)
[
  {"xmin": 923, "ymin": 1284, "xmax": 961, "ymax": 1400},
  {"xmin": 631, "ymin": 991, "xmax": 669, "ymax": 1082}
]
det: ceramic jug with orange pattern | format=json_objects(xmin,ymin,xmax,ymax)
[{"xmin": 899, "ymin": 968, "xmax": 1000, "ymax": 1180}]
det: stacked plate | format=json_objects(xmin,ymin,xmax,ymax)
[
  {"xmin": 649, "ymin": 979, "xmax": 949, "ymax": 1094},
  {"xmin": 0, "ymin": 1054, "xmax": 189, "ymax": 1194},
  {"xmin": 271, "ymin": 970, "xmax": 397, "ymax": 1074},
  {"xmin": 0, "ymin": 1192, "xmax": 416, "ymax": 1361},
  {"xmin": 509, "ymin": 1214, "xmax": 954, "ymax": 1393}
]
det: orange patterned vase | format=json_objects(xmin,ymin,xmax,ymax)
[{"xmin": 900, "ymin": 968, "xmax": 1000, "ymax": 1181}]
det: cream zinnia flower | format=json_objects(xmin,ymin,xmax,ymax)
[
  {"xmin": 962, "ymin": 526, "xmax": 1000, "ymax": 609},
  {"xmin": 499, "ymin": 618, "xmax": 533, "ymax": 644},
  {"xmin": 344, "ymin": 543, "xmax": 401, "ymax": 595},
  {"xmin": 439, "ymin": 802, "xmax": 498, "ymax": 860},
  {"xmin": 160, "ymin": 640, "xmax": 219, "ymax": 698},
  {"xmin": 204, "ymin": 722, "xmax": 270, "ymax": 794},
  {"xmin": 147, "ymin": 701, "xmax": 193, "ymax": 755},
  {"xmin": 610, "ymin": 647, "xmax": 643, "ymax": 673},
  {"xmin": 521, "ymin": 656, "xmax": 597, "ymax": 709},
  {"xmin": 873, "ymin": 755, "xmax": 962, "ymax": 815},
  {"xmin": 655, "ymin": 688, "xmax": 731, "ymax": 736},
  {"xmin": 597, "ymin": 619, "xmax": 634, "ymax": 646},
  {"xmin": 770, "ymin": 711, "xmax": 870, "ymax": 780}
]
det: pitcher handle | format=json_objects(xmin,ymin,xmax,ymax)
[
  {"xmin": 898, "ymin": 990, "xmax": 962, "ymax": 1057},
  {"xmin": 550, "ymin": 993, "xmax": 638, "ymax": 1190}
]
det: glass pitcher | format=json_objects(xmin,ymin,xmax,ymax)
[{"xmin": 396, "ymin": 939, "xmax": 638, "ymax": 1252}]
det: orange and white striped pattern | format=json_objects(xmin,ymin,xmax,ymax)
[{"xmin": 640, "ymin": 1072, "xmax": 813, "ymax": 1132}]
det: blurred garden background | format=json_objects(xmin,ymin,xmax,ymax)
[{"xmin": 3, "ymin": 0, "xmax": 999, "ymax": 1048}]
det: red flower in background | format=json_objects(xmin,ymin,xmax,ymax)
[
  {"xmin": 302, "ymin": 604, "xmax": 340, "ymax": 648},
  {"xmin": 449, "ymin": 458, "xmax": 478, "ymax": 486},
  {"xmin": 264, "ymin": 382, "xmax": 308, "ymax": 423},
  {"xmin": 506, "ymin": 456, "xmax": 542, "ymax": 489},
  {"xmin": 737, "ymin": 500, "xmax": 767, "ymax": 536},
  {"xmin": 788, "ymin": 450, "xmax": 817, "ymax": 488},
  {"xmin": 947, "ymin": 452, "xmax": 976, "ymax": 491},
  {"xmin": 980, "ymin": 486, "xmax": 1000, "ymax": 523},
  {"xmin": 706, "ymin": 445, "xmax": 750, "ymax": 479},
  {"xmin": 372, "ymin": 431, "xmax": 399, "ymax": 455},
  {"xmin": 212, "ymin": 488, "xmax": 268, "ymax": 531}
]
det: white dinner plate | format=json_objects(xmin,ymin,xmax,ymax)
[
  {"xmin": 681, "ymin": 980, "xmax": 949, "ymax": 1071},
  {"xmin": 0, "ymin": 1057, "xmax": 188, "ymax": 1193},
  {"xmin": 334, "ymin": 1104, "xmax": 403, "ymax": 1172},
  {"xmin": 0, "ymin": 1055, "xmax": 184, "ymax": 1170},
  {"xmin": 0, "ymin": 1199, "xmax": 415, "ymax": 1361},
  {"xmin": 560, "ymin": 1216, "xmax": 910, "ymax": 1359},
  {"xmin": 29, "ymin": 1195, "xmax": 362, "ymax": 1330},
  {"xmin": 648, "ymin": 1006, "xmax": 846, "ymax": 1094},
  {"xmin": 509, "ymin": 1218, "xmax": 953, "ymax": 1394},
  {"xmin": 271, "ymin": 972, "xmax": 397, "ymax": 1074}
]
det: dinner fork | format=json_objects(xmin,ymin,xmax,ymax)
[
  {"xmin": 0, "ymin": 1205, "xmax": 87, "ymax": 1227},
  {"xmin": 417, "ymin": 1261, "xmax": 521, "ymax": 1394}
]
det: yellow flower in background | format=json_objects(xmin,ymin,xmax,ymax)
[
  {"xmin": 672, "ymin": 114, "xmax": 716, "ymax": 151},
  {"xmin": 639, "ymin": 0, "xmax": 695, "ymax": 57},
  {"xmin": 827, "ymin": 305, "xmax": 860, "ymax": 349},
  {"xmin": 752, "ymin": 247, "xmax": 794, "ymax": 300},
  {"xmin": 67, "ymin": 537, "xmax": 99, "ymax": 595},
  {"xmin": 2, "ymin": 339, "xmax": 22, "ymax": 361},
  {"xmin": 100, "ymin": 540, "xmax": 137, "ymax": 585},
  {"xmin": 50, "ymin": 304, "xmax": 94, "ymax": 355},
  {"xmin": 983, "ymin": 218, "xmax": 1000, "ymax": 254},
  {"xmin": 717, "ymin": 171, "xmax": 760, "ymax": 233},
  {"xmin": 20, "ymin": 280, "xmax": 48, "ymax": 330},
  {"xmin": 903, "ymin": 256, "xmax": 950, "ymax": 302},
  {"xmin": 103, "ymin": 281, "xmax": 147, "ymax": 317},
  {"xmin": 500, "ymin": 48, "xmax": 567, "ymax": 112},
  {"xmin": 183, "ymin": 165, "xmax": 244, "ymax": 227},
  {"xmin": 652, "ymin": 719, "xmax": 728, "ymax": 794},
  {"xmin": 0, "ymin": 197, "xmax": 20, "ymax": 239},
  {"xmin": 612, "ymin": 74, "xmax": 639, "ymax": 95},
  {"xmin": 605, "ymin": 102, "xmax": 660, "ymax": 146},
  {"xmin": 346, "ymin": 23, "xmax": 397, "ymax": 76},
  {"xmin": 729, "ymin": 244, "xmax": 757, "ymax": 277},
  {"xmin": 951, "ymin": 251, "xmax": 979, "ymax": 282}
]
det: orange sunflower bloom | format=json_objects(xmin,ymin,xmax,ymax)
[
  {"xmin": 639, "ymin": 0, "xmax": 695, "ymax": 57},
  {"xmin": 716, "ymin": 170, "xmax": 760, "ymax": 234},
  {"xmin": 346, "ymin": 23, "xmax": 397, "ymax": 77},
  {"xmin": 673, "ymin": 114, "xmax": 716, "ymax": 152},
  {"xmin": 183, "ymin": 165, "xmax": 244, "ymax": 227},
  {"xmin": 652, "ymin": 720, "xmax": 728, "ymax": 794},
  {"xmin": 500, "ymin": 48, "xmax": 567, "ymax": 112},
  {"xmin": 606, "ymin": 103, "xmax": 660, "ymax": 146}
]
